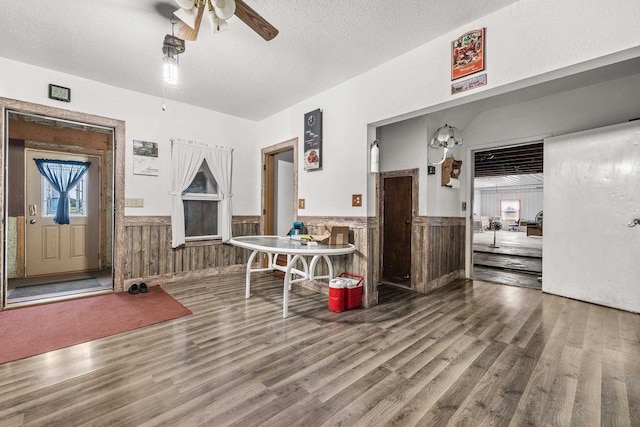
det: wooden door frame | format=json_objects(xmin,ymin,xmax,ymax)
[
  {"xmin": 377, "ymin": 168, "xmax": 419, "ymax": 289},
  {"xmin": 261, "ymin": 137, "xmax": 298, "ymax": 235},
  {"xmin": 0, "ymin": 97, "xmax": 126, "ymax": 308}
]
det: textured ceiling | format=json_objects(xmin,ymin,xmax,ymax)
[{"xmin": 0, "ymin": 0, "xmax": 521, "ymax": 120}]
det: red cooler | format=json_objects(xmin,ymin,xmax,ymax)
[
  {"xmin": 340, "ymin": 272, "xmax": 364, "ymax": 310},
  {"xmin": 328, "ymin": 278, "xmax": 346, "ymax": 312}
]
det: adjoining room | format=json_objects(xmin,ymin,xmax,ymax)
[{"xmin": 472, "ymin": 143, "xmax": 543, "ymax": 289}]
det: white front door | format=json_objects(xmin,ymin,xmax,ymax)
[
  {"xmin": 25, "ymin": 150, "xmax": 100, "ymax": 276},
  {"xmin": 543, "ymin": 120, "xmax": 640, "ymax": 313}
]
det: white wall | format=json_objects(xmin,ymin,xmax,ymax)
[
  {"xmin": 0, "ymin": 57, "xmax": 259, "ymax": 216},
  {"xmin": 377, "ymin": 115, "xmax": 463, "ymax": 217},
  {"xmin": 257, "ymin": 0, "xmax": 640, "ymax": 218}
]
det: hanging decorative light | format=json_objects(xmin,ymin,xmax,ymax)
[
  {"xmin": 427, "ymin": 124, "xmax": 463, "ymax": 165},
  {"xmin": 162, "ymin": 20, "xmax": 185, "ymax": 86}
]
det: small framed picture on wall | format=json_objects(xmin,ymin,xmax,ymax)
[{"xmin": 451, "ymin": 28, "xmax": 485, "ymax": 80}]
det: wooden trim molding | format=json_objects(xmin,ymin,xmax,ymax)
[
  {"xmin": 124, "ymin": 216, "xmax": 171, "ymax": 226},
  {"xmin": 297, "ymin": 216, "xmax": 369, "ymax": 228},
  {"xmin": 413, "ymin": 216, "xmax": 465, "ymax": 226},
  {"xmin": 233, "ymin": 215, "xmax": 261, "ymax": 224},
  {"xmin": 124, "ymin": 215, "xmax": 261, "ymax": 227}
]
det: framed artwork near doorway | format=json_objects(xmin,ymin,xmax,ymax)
[{"xmin": 451, "ymin": 28, "xmax": 485, "ymax": 80}]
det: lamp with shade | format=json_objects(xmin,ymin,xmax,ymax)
[{"xmin": 428, "ymin": 124, "xmax": 463, "ymax": 165}]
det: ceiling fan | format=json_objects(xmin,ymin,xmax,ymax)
[{"xmin": 173, "ymin": 0, "xmax": 278, "ymax": 41}]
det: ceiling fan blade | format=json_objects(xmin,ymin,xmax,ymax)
[
  {"xmin": 234, "ymin": 0, "xmax": 278, "ymax": 41},
  {"xmin": 177, "ymin": 2, "xmax": 205, "ymax": 41}
]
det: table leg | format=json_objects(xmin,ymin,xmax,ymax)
[
  {"xmin": 283, "ymin": 254, "xmax": 304, "ymax": 318},
  {"xmin": 245, "ymin": 249, "xmax": 259, "ymax": 299},
  {"xmin": 309, "ymin": 255, "xmax": 334, "ymax": 281}
]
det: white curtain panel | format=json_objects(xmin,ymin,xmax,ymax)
[
  {"xmin": 204, "ymin": 146, "xmax": 233, "ymax": 242},
  {"xmin": 170, "ymin": 139, "xmax": 233, "ymax": 247}
]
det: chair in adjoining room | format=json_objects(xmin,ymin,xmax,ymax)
[{"xmin": 508, "ymin": 218, "xmax": 520, "ymax": 231}]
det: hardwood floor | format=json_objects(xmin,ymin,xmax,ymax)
[
  {"xmin": 0, "ymin": 273, "xmax": 638, "ymax": 426},
  {"xmin": 473, "ymin": 231, "xmax": 543, "ymax": 290}
]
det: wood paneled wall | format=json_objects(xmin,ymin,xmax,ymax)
[
  {"xmin": 123, "ymin": 216, "xmax": 260, "ymax": 287},
  {"xmin": 122, "ymin": 215, "xmax": 464, "ymax": 307},
  {"xmin": 412, "ymin": 216, "xmax": 465, "ymax": 293}
]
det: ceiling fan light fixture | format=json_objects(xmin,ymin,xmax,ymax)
[
  {"xmin": 173, "ymin": 6, "xmax": 198, "ymax": 29},
  {"xmin": 207, "ymin": 9, "xmax": 230, "ymax": 33},
  {"xmin": 175, "ymin": 0, "xmax": 195, "ymax": 10},
  {"xmin": 213, "ymin": 0, "xmax": 236, "ymax": 20}
]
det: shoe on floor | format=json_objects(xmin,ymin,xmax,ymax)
[
  {"xmin": 128, "ymin": 284, "xmax": 139, "ymax": 295},
  {"xmin": 139, "ymin": 283, "xmax": 148, "ymax": 293}
]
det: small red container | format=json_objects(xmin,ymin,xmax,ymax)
[
  {"xmin": 339, "ymin": 272, "xmax": 364, "ymax": 310},
  {"xmin": 328, "ymin": 279, "xmax": 346, "ymax": 312}
]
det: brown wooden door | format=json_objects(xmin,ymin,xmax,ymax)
[{"xmin": 382, "ymin": 176, "xmax": 412, "ymax": 284}]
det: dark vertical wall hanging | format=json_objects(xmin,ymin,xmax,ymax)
[{"xmin": 304, "ymin": 108, "xmax": 322, "ymax": 171}]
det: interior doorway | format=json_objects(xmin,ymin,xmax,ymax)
[
  {"xmin": 471, "ymin": 142, "xmax": 543, "ymax": 289},
  {"xmin": 261, "ymin": 138, "xmax": 298, "ymax": 236},
  {"xmin": 379, "ymin": 169, "xmax": 417, "ymax": 289},
  {"xmin": 4, "ymin": 112, "xmax": 114, "ymax": 306}
]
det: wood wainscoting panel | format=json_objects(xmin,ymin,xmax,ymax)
[
  {"xmin": 123, "ymin": 216, "xmax": 260, "ymax": 287},
  {"xmin": 412, "ymin": 216, "xmax": 465, "ymax": 293}
]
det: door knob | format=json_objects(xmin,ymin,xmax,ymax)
[
  {"xmin": 29, "ymin": 219, "xmax": 36, "ymax": 224},
  {"xmin": 626, "ymin": 218, "xmax": 640, "ymax": 227},
  {"xmin": 405, "ymin": 219, "xmax": 412, "ymax": 224}
]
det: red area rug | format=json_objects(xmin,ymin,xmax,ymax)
[{"xmin": 0, "ymin": 286, "xmax": 192, "ymax": 365}]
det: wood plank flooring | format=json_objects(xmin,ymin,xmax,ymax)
[
  {"xmin": 473, "ymin": 236, "xmax": 543, "ymax": 290},
  {"xmin": 0, "ymin": 273, "xmax": 638, "ymax": 426},
  {"xmin": 472, "ymin": 266, "xmax": 541, "ymax": 290}
]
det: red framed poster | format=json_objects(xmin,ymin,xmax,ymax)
[{"xmin": 451, "ymin": 28, "xmax": 485, "ymax": 80}]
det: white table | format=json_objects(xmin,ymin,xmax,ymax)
[{"xmin": 228, "ymin": 236, "xmax": 356, "ymax": 318}]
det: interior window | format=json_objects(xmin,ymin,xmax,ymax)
[
  {"xmin": 500, "ymin": 199, "xmax": 521, "ymax": 222},
  {"xmin": 182, "ymin": 160, "xmax": 221, "ymax": 239}
]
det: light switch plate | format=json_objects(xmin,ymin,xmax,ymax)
[
  {"xmin": 352, "ymin": 194, "xmax": 362, "ymax": 207},
  {"xmin": 125, "ymin": 198, "xmax": 144, "ymax": 207},
  {"xmin": 298, "ymin": 199, "xmax": 305, "ymax": 209}
]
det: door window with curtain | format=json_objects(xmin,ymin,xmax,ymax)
[{"xmin": 34, "ymin": 158, "xmax": 91, "ymax": 225}]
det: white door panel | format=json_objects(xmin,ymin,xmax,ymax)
[
  {"xmin": 25, "ymin": 150, "xmax": 100, "ymax": 276},
  {"xmin": 543, "ymin": 121, "xmax": 640, "ymax": 313}
]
